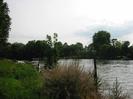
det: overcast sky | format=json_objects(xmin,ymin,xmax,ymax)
[{"xmin": 5, "ymin": 0, "xmax": 133, "ymax": 45}]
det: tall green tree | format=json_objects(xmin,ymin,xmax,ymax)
[
  {"xmin": 0, "ymin": 0, "xmax": 11, "ymax": 45},
  {"xmin": 93, "ymin": 31, "xmax": 111, "ymax": 48},
  {"xmin": 93, "ymin": 31, "xmax": 111, "ymax": 58}
]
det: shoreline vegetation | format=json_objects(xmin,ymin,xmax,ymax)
[
  {"xmin": 1, "ymin": 31, "xmax": 133, "ymax": 62},
  {"xmin": 0, "ymin": 59, "xmax": 129, "ymax": 99}
]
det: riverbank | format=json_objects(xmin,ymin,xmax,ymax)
[{"xmin": 0, "ymin": 59, "xmax": 129, "ymax": 99}]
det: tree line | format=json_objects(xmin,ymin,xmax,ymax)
[
  {"xmin": 1, "ymin": 31, "xmax": 133, "ymax": 61},
  {"xmin": 92, "ymin": 31, "xmax": 133, "ymax": 59},
  {"xmin": 0, "ymin": 33, "xmax": 85, "ymax": 59},
  {"xmin": 1, "ymin": 0, "xmax": 133, "ymax": 64}
]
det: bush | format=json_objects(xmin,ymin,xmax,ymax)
[
  {"xmin": 41, "ymin": 62, "xmax": 103, "ymax": 99},
  {"xmin": 0, "ymin": 59, "xmax": 42, "ymax": 99}
]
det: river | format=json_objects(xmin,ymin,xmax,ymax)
[{"xmin": 58, "ymin": 59, "xmax": 133, "ymax": 98}]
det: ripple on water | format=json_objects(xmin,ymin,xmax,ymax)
[{"xmin": 59, "ymin": 59, "xmax": 133, "ymax": 98}]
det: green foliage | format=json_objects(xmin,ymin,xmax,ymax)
[
  {"xmin": 121, "ymin": 41, "xmax": 130, "ymax": 57},
  {"xmin": 0, "ymin": 0, "xmax": 11, "ymax": 45},
  {"xmin": 90, "ymin": 31, "xmax": 131, "ymax": 59},
  {"xmin": 60, "ymin": 42, "xmax": 84, "ymax": 58},
  {"xmin": 10, "ymin": 43, "xmax": 25, "ymax": 59},
  {"xmin": 25, "ymin": 40, "xmax": 50, "ymax": 60},
  {"xmin": 46, "ymin": 35, "xmax": 52, "ymax": 47},
  {"xmin": 0, "ymin": 59, "xmax": 42, "ymax": 99},
  {"xmin": 45, "ymin": 33, "xmax": 59, "ymax": 68},
  {"xmin": 93, "ymin": 31, "xmax": 111, "ymax": 58},
  {"xmin": 93, "ymin": 31, "xmax": 111, "ymax": 49}
]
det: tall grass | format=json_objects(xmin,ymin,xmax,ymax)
[{"xmin": 41, "ymin": 62, "xmax": 103, "ymax": 99}]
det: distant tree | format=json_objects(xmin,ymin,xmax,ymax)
[
  {"xmin": 25, "ymin": 40, "xmax": 37, "ymax": 59},
  {"xmin": 109, "ymin": 40, "xmax": 122, "ymax": 59},
  {"xmin": 53, "ymin": 33, "xmax": 58, "ymax": 46},
  {"xmin": 54, "ymin": 41, "xmax": 63, "ymax": 57},
  {"xmin": 73, "ymin": 42, "xmax": 83, "ymax": 58},
  {"xmin": 87, "ymin": 43, "xmax": 95, "ymax": 58},
  {"xmin": 99, "ymin": 44, "xmax": 111, "ymax": 59},
  {"xmin": 82, "ymin": 45, "xmax": 88, "ymax": 58},
  {"xmin": 93, "ymin": 31, "xmax": 111, "ymax": 47},
  {"xmin": 129, "ymin": 46, "xmax": 133, "ymax": 59},
  {"xmin": 121, "ymin": 41, "xmax": 130, "ymax": 57},
  {"xmin": 46, "ymin": 33, "xmax": 59, "ymax": 68},
  {"xmin": 46, "ymin": 35, "xmax": 52, "ymax": 47},
  {"xmin": 35, "ymin": 40, "xmax": 49, "ymax": 59},
  {"xmin": 53, "ymin": 33, "xmax": 58, "ymax": 63},
  {"xmin": 10, "ymin": 43, "xmax": 25, "ymax": 59},
  {"xmin": 93, "ymin": 31, "xmax": 111, "ymax": 58},
  {"xmin": 111, "ymin": 39, "xmax": 117, "ymax": 46},
  {"xmin": 25, "ymin": 40, "xmax": 50, "ymax": 60},
  {"xmin": 61, "ymin": 43, "xmax": 69, "ymax": 58},
  {"xmin": 0, "ymin": 0, "xmax": 11, "ymax": 45}
]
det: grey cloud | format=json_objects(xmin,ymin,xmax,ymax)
[{"xmin": 76, "ymin": 21, "xmax": 133, "ymax": 39}]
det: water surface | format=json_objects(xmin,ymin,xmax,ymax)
[{"xmin": 59, "ymin": 59, "xmax": 133, "ymax": 98}]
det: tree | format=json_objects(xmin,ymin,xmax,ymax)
[
  {"xmin": 93, "ymin": 30, "xmax": 111, "ymax": 48},
  {"xmin": 111, "ymin": 39, "xmax": 117, "ymax": 46},
  {"xmin": 93, "ymin": 30, "xmax": 111, "ymax": 58},
  {"xmin": 0, "ymin": 0, "xmax": 11, "ymax": 45},
  {"xmin": 46, "ymin": 35, "xmax": 52, "ymax": 47},
  {"xmin": 25, "ymin": 40, "xmax": 37, "ymax": 60},
  {"xmin": 87, "ymin": 43, "xmax": 95, "ymax": 58},
  {"xmin": 10, "ymin": 42, "xmax": 25, "ymax": 59},
  {"xmin": 54, "ymin": 41, "xmax": 63, "ymax": 57},
  {"xmin": 46, "ymin": 33, "xmax": 59, "ymax": 68},
  {"xmin": 121, "ymin": 41, "xmax": 130, "ymax": 58},
  {"xmin": 129, "ymin": 46, "xmax": 133, "ymax": 59},
  {"xmin": 25, "ymin": 40, "xmax": 50, "ymax": 60},
  {"xmin": 108, "ymin": 40, "xmax": 122, "ymax": 59}
]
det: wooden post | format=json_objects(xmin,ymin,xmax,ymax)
[{"xmin": 94, "ymin": 58, "xmax": 98, "ymax": 92}]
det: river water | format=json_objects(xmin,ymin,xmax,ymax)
[{"xmin": 58, "ymin": 59, "xmax": 133, "ymax": 98}]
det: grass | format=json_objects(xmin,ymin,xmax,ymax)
[{"xmin": 0, "ymin": 59, "xmax": 42, "ymax": 99}]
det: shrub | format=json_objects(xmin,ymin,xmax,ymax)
[{"xmin": 41, "ymin": 62, "xmax": 103, "ymax": 99}]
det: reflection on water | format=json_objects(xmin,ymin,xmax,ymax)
[{"xmin": 59, "ymin": 59, "xmax": 133, "ymax": 98}]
